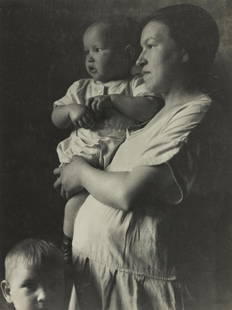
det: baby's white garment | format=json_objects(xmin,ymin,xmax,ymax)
[{"xmin": 54, "ymin": 76, "xmax": 151, "ymax": 167}]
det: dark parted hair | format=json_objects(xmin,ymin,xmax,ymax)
[
  {"xmin": 4, "ymin": 239, "xmax": 64, "ymax": 281},
  {"xmin": 144, "ymin": 4, "xmax": 219, "ymax": 90}
]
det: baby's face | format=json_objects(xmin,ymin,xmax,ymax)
[
  {"xmin": 7, "ymin": 263, "xmax": 64, "ymax": 310},
  {"xmin": 83, "ymin": 23, "xmax": 129, "ymax": 82}
]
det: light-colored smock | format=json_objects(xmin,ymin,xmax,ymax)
[
  {"xmin": 54, "ymin": 77, "xmax": 151, "ymax": 167},
  {"xmin": 69, "ymin": 94, "xmax": 211, "ymax": 310}
]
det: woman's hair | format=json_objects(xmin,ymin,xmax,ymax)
[
  {"xmin": 5, "ymin": 239, "xmax": 64, "ymax": 281},
  {"xmin": 145, "ymin": 4, "xmax": 219, "ymax": 89}
]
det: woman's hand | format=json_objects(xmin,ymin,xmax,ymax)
[
  {"xmin": 53, "ymin": 157, "xmax": 87, "ymax": 199},
  {"xmin": 86, "ymin": 95, "xmax": 112, "ymax": 113}
]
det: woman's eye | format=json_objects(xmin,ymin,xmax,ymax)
[{"xmin": 147, "ymin": 44, "xmax": 154, "ymax": 49}]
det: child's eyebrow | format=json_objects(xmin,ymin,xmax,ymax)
[
  {"xmin": 92, "ymin": 43, "xmax": 105, "ymax": 48},
  {"xmin": 21, "ymin": 278, "xmax": 36, "ymax": 286}
]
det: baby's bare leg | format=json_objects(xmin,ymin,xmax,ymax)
[
  {"xmin": 62, "ymin": 191, "xmax": 88, "ymax": 264},
  {"xmin": 63, "ymin": 191, "xmax": 88, "ymax": 238}
]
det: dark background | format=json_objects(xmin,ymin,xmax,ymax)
[{"xmin": 1, "ymin": 0, "xmax": 232, "ymax": 308}]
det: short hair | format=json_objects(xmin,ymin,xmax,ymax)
[
  {"xmin": 4, "ymin": 239, "xmax": 64, "ymax": 281},
  {"xmin": 145, "ymin": 4, "xmax": 219, "ymax": 76},
  {"xmin": 85, "ymin": 16, "xmax": 141, "ymax": 52}
]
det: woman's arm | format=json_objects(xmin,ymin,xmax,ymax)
[
  {"xmin": 110, "ymin": 94, "xmax": 162, "ymax": 122},
  {"xmin": 54, "ymin": 157, "xmax": 179, "ymax": 211},
  {"xmin": 87, "ymin": 95, "xmax": 162, "ymax": 123}
]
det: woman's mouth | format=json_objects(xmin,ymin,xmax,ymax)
[{"xmin": 141, "ymin": 71, "xmax": 150, "ymax": 77}]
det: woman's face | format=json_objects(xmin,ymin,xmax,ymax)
[{"xmin": 137, "ymin": 21, "xmax": 185, "ymax": 94}]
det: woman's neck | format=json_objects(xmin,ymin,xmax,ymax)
[{"xmin": 162, "ymin": 79, "xmax": 202, "ymax": 106}]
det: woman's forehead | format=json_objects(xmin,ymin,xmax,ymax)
[{"xmin": 141, "ymin": 21, "xmax": 170, "ymax": 43}]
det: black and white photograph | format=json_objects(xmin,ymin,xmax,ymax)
[{"xmin": 1, "ymin": 0, "xmax": 232, "ymax": 309}]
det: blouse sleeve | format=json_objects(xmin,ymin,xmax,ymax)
[
  {"xmin": 53, "ymin": 79, "xmax": 88, "ymax": 107},
  {"xmin": 164, "ymin": 138, "xmax": 200, "ymax": 204},
  {"xmin": 136, "ymin": 99, "xmax": 211, "ymax": 204}
]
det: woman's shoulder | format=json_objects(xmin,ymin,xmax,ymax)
[
  {"xmin": 185, "ymin": 92, "xmax": 212, "ymax": 107},
  {"xmin": 167, "ymin": 92, "xmax": 212, "ymax": 122}
]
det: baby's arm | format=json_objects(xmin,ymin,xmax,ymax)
[
  {"xmin": 63, "ymin": 192, "xmax": 88, "ymax": 238},
  {"xmin": 51, "ymin": 80, "xmax": 96, "ymax": 129},
  {"xmin": 51, "ymin": 104, "xmax": 86, "ymax": 129},
  {"xmin": 51, "ymin": 104, "xmax": 95, "ymax": 129}
]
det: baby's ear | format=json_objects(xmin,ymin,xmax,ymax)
[
  {"xmin": 1, "ymin": 280, "xmax": 12, "ymax": 304},
  {"xmin": 125, "ymin": 45, "xmax": 136, "ymax": 61}
]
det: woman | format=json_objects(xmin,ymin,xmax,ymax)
[{"xmin": 54, "ymin": 4, "xmax": 219, "ymax": 309}]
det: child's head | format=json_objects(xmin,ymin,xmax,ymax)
[
  {"xmin": 83, "ymin": 17, "xmax": 139, "ymax": 82},
  {"xmin": 1, "ymin": 239, "xmax": 65, "ymax": 310}
]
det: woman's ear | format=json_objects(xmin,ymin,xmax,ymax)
[{"xmin": 1, "ymin": 280, "xmax": 12, "ymax": 304}]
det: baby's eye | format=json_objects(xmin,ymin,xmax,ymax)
[{"xmin": 94, "ymin": 47, "xmax": 103, "ymax": 53}]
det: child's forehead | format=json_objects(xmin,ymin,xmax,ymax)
[
  {"xmin": 83, "ymin": 23, "xmax": 112, "ymax": 42},
  {"xmin": 7, "ymin": 257, "xmax": 62, "ymax": 280}
]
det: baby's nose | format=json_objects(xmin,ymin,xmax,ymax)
[{"xmin": 87, "ymin": 53, "xmax": 94, "ymax": 62}]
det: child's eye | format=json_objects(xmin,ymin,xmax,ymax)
[
  {"xmin": 94, "ymin": 47, "xmax": 103, "ymax": 52},
  {"xmin": 22, "ymin": 280, "xmax": 37, "ymax": 291}
]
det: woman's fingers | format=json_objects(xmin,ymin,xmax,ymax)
[
  {"xmin": 78, "ymin": 111, "xmax": 95, "ymax": 129},
  {"xmin": 87, "ymin": 97, "xmax": 100, "ymax": 112},
  {"xmin": 86, "ymin": 97, "xmax": 95, "ymax": 109},
  {"xmin": 92, "ymin": 98, "xmax": 100, "ymax": 112}
]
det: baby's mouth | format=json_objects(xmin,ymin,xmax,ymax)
[{"xmin": 88, "ymin": 66, "xmax": 97, "ymax": 74}]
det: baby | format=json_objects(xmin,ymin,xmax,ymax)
[
  {"xmin": 1, "ymin": 239, "xmax": 65, "ymax": 310},
  {"xmin": 51, "ymin": 18, "xmax": 162, "ymax": 263}
]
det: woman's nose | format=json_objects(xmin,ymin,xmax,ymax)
[{"xmin": 136, "ymin": 51, "xmax": 146, "ymax": 67}]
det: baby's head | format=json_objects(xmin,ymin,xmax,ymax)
[
  {"xmin": 83, "ymin": 17, "xmax": 139, "ymax": 82},
  {"xmin": 1, "ymin": 239, "xmax": 65, "ymax": 310}
]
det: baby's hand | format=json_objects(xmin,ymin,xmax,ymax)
[
  {"xmin": 86, "ymin": 95, "xmax": 112, "ymax": 113},
  {"xmin": 68, "ymin": 104, "xmax": 86, "ymax": 125},
  {"xmin": 68, "ymin": 104, "xmax": 95, "ymax": 129}
]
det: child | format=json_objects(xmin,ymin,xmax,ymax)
[
  {"xmin": 51, "ymin": 18, "xmax": 163, "ymax": 263},
  {"xmin": 1, "ymin": 239, "xmax": 65, "ymax": 310}
]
